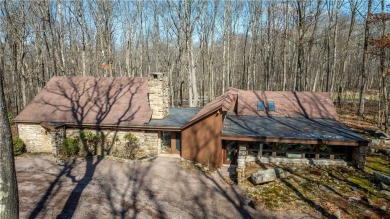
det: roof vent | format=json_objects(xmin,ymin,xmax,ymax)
[
  {"xmin": 257, "ymin": 101, "xmax": 265, "ymax": 111},
  {"xmin": 268, "ymin": 101, "xmax": 275, "ymax": 111}
]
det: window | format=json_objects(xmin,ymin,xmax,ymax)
[
  {"xmin": 257, "ymin": 101, "xmax": 265, "ymax": 111},
  {"xmin": 162, "ymin": 132, "xmax": 171, "ymax": 145},
  {"xmin": 162, "ymin": 132, "xmax": 171, "ymax": 152},
  {"xmin": 268, "ymin": 101, "xmax": 275, "ymax": 111}
]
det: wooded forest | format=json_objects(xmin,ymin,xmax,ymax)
[{"xmin": 0, "ymin": 0, "xmax": 389, "ymax": 131}]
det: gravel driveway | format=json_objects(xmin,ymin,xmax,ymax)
[{"xmin": 16, "ymin": 155, "xmax": 269, "ymax": 219}]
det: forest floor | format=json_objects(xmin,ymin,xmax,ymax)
[
  {"xmin": 240, "ymin": 155, "xmax": 390, "ymax": 219},
  {"xmin": 238, "ymin": 103, "xmax": 390, "ymax": 219}
]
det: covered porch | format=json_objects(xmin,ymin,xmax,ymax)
[{"xmin": 221, "ymin": 115, "xmax": 369, "ymax": 168}]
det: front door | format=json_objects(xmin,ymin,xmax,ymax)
[{"xmin": 222, "ymin": 141, "xmax": 237, "ymax": 164}]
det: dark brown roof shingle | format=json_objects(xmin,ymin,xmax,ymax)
[
  {"xmin": 189, "ymin": 88, "xmax": 337, "ymax": 123},
  {"xmin": 188, "ymin": 89, "xmax": 237, "ymax": 123},
  {"xmin": 15, "ymin": 76, "xmax": 152, "ymax": 126},
  {"xmin": 236, "ymin": 90, "xmax": 338, "ymax": 119}
]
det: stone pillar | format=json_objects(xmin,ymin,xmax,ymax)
[
  {"xmin": 51, "ymin": 127, "xmax": 65, "ymax": 156},
  {"xmin": 237, "ymin": 144, "xmax": 247, "ymax": 184},
  {"xmin": 352, "ymin": 146, "xmax": 367, "ymax": 169},
  {"xmin": 148, "ymin": 72, "xmax": 169, "ymax": 119}
]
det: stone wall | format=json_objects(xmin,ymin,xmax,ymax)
[
  {"xmin": 352, "ymin": 146, "xmax": 367, "ymax": 169},
  {"xmin": 51, "ymin": 127, "xmax": 65, "ymax": 156},
  {"xmin": 148, "ymin": 73, "xmax": 169, "ymax": 119},
  {"xmin": 66, "ymin": 128, "xmax": 161, "ymax": 157},
  {"xmin": 18, "ymin": 124, "xmax": 53, "ymax": 153},
  {"xmin": 236, "ymin": 145, "xmax": 247, "ymax": 184}
]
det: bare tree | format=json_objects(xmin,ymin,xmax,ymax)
[
  {"xmin": 0, "ymin": 0, "xmax": 388, "ymax": 132},
  {"xmin": 0, "ymin": 38, "xmax": 19, "ymax": 219},
  {"xmin": 358, "ymin": 0, "xmax": 372, "ymax": 116}
]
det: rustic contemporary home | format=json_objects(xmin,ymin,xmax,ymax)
[{"xmin": 14, "ymin": 73, "xmax": 369, "ymax": 169}]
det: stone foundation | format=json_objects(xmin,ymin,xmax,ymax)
[
  {"xmin": 18, "ymin": 124, "xmax": 52, "ymax": 153},
  {"xmin": 255, "ymin": 156, "xmax": 347, "ymax": 166}
]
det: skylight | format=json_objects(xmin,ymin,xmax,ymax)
[
  {"xmin": 257, "ymin": 101, "xmax": 265, "ymax": 111},
  {"xmin": 268, "ymin": 101, "xmax": 275, "ymax": 111}
]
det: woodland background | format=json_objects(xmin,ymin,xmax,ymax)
[{"xmin": 0, "ymin": 0, "xmax": 389, "ymax": 131}]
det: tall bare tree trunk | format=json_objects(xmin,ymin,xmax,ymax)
[
  {"xmin": 379, "ymin": 0, "xmax": 388, "ymax": 132},
  {"xmin": 57, "ymin": 0, "xmax": 66, "ymax": 71},
  {"xmin": 358, "ymin": 0, "xmax": 372, "ymax": 116},
  {"xmin": 0, "ymin": 40, "xmax": 19, "ymax": 219},
  {"xmin": 282, "ymin": 2, "xmax": 289, "ymax": 91},
  {"xmin": 338, "ymin": 0, "xmax": 357, "ymax": 105},
  {"xmin": 330, "ymin": 0, "xmax": 341, "ymax": 93},
  {"xmin": 295, "ymin": 0, "xmax": 305, "ymax": 91}
]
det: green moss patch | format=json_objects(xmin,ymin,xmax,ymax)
[
  {"xmin": 347, "ymin": 176, "xmax": 376, "ymax": 195},
  {"xmin": 365, "ymin": 156, "xmax": 390, "ymax": 175}
]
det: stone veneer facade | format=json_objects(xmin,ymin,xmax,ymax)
[
  {"xmin": 18, "ymin": 124, "xmax": 53, "ymax": 153},
  {"xmin": 148, "ymin": 72, "xmax": 169, "ymax": 119},
  {"xmin": 19, "ymin": 125, "xmax": 161, "ymax": 158},
  {"xmin": 51, "ymin": 127, "xmax": 65, "ymax": 155},
  {"xmin": 63, "ymin": 128, "xmax": 161, "ymax": 157}
]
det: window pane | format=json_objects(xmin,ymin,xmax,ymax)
[
  {"xmin": 162, "ymin": 132, "xmax": 171, "ymax": 153},
  {"xmin": 257, "ymin": 101, "xmax": 265, "ymax": 111},
  {"xmin": 268, "ymin": 101, "xmax": 275, "ymax": 111}
]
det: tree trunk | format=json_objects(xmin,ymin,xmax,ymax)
[
  {"xmin": 358, "ymin": 0, "xmax": 372, "ymax": 116},
  {"xmin": 379, "ymin": 0, "xmax": 388, "ymax": 132},
  {"xmin": 0, "ymin": 40, "xmax": 19, "ymax": 219},
  {"xmin": 295, "ymin": 0, "xmax": 305, "ymax": 91}
]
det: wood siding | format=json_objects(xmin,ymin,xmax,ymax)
[{"xmin": 181, "ymin": 110, "xmax": 223, "ymax": 168}]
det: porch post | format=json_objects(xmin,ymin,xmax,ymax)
[
  {"xmin": 171, "ymin": 131, "xmax": 176, "ymax": 153},
  {"xmin": 315, "ymin": 145, "xmax": 319, "ymax": 160},
  {"xmin": 259, "ymin": 143, "xmax": 263, "ymax": 158},
  {"xmin": 272, "ymin": 143, "xmax": 276, "ymax": 157},
  {"xmin": 237, "ymin": 142, "xmax": 248, "ymax": 184}
]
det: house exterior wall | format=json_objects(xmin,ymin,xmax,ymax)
[
  {"xmin": 66, "ymin": 128, "xmax": 161, "ymax": 157},
  {"xmin": 181, "ymin": 110, "xmax": 223, "ymax": 168},
  {"xmin": 18, "ymin": 124, "xmax": 161, "ymax": 158},
  {"xmin": 18, "ymin": 124, "xmax": 53, "ymax": 153}
]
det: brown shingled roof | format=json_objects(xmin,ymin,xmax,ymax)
[
  {"xmin": 187, "ymin": 88, "xmax": 337, "ymax": 124},
  {"xmin": 15, "ymin": 76, "xmax": 152, "ymax": 126},
  {"xmin": 237, "ymin": 90, "xmax": 337, "ymax": 119},
  {"xmin": 187, "ymin": 89, "xmax": 237, "ymax": 124}
]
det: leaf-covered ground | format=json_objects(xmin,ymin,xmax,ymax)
[
  {"xmin": 237, "ymin": 102, "xmax": 390, "ymax": 218},
  {"xmin": 240, "ymin": 154, "xmax": 390, "ymax": 219}
]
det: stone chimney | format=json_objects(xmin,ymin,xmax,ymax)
[{"xmin": 148, "ymin": 72, "xmax": 169, "ymax": 119}]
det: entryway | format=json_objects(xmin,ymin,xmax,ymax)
[
  {"xmin": 161, "ymin": 131, "xmax": 181, "ymax": 155},
  {"xmin": 222, "ymin": 140, "xmax": 238, "ymax": 165}
]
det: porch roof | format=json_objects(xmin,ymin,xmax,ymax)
[
  {"xmin": 146, "ymin": 107, "xmax": 202, "ymax": 129},
  {"xmin": 222, "ymin": 114, "xmax": 369, "ymax": 146}
]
